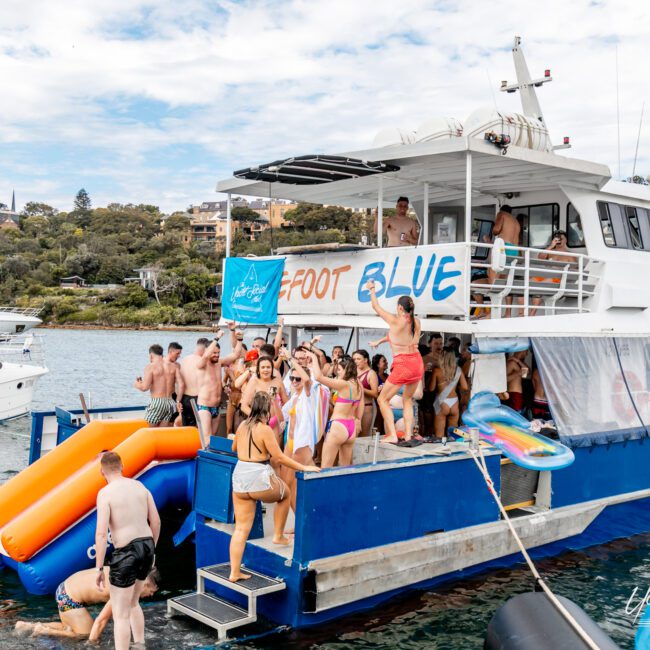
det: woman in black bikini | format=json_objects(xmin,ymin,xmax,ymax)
[{"xmin": 230, "ymin": 392, "xmax": 319, "ymax": 582}]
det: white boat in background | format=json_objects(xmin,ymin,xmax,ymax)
[
  {"xmin": 0, "ymin": 333, "xmax": 47, "ymax": 420},
  {"xmin": 0, "ymin": 307, "xmax": 42, "ymax": 334}
]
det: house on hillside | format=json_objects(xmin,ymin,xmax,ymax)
[{"xmin": 59, "ymin": 275, "xmax": 86, "ymax": 289}]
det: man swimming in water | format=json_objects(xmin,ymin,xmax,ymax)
[
  {"xmin": 94, "ymin": 451, "xmax": 161, "ymax": 650},
  {"xmin": 373, "ymin": 196, "xmax": 420, "ymax": 247},
  {"xmin": 14, "ymin": 566, "xmax": 159, "ymax": 640}
]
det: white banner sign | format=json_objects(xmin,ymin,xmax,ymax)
[{"xmin": 277, "ymin": 244, "xmax": 468, "ymax": 317}]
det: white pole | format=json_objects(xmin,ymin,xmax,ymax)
[
  {"xmin": 423, "ymin": 183, "xmax": 429, "ymax": 245},
  {"xmin": 465, "ymin": 150, "xmax": 472, "ymax": 243},
  {"xmin": 377, "ymin": 176, "xmax": 384, "ymax": 248},
  {"xmin": 225, "ymin": 192, "xmax": 232, "ymax": 258}
]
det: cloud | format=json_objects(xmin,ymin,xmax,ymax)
[{"xmin": 0, "ymin": 0, "xmax": 648, "ymax": 212}]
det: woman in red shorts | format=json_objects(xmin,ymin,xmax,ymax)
[{"xmin": 366, "ymin": 281, "xmax": 423, "ymax": 443}]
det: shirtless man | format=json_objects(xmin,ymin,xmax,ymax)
[
  {"xmin": 196, "ymin": 325, "xmax": 243, "ymax": 445},
  {"xmin": 14, "ymin": 566, "xmax": 159, "ymax": 640},
  {"xmin": 374, "ymin": 196, "xmax": 420, "ymax": 247},
  {"xmin": 94, "ymin": 451, "xmax": 161, "ymax": 650},
  {"xmin": 134, "ymin": 343, "xmax": 184, "ymax": 427},
  {"xmin": 505, "ymin": 351, "xmax": 529, "ymax": 413},
  {"xmin": 487, "ymin": 205, "xmax": 521, "ymax": 317},
  {"xmin": 179, "ymin": 337, "xmax": 210, "ymax": 426}
]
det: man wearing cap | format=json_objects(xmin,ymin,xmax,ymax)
[{"xmin": 374, "ymin": 196, "xmax": 420, "ymax": 247}]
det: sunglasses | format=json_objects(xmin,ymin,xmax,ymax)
[{"xmin": 289, "ymin": 376, "xmax": 302, "ymax": 383}]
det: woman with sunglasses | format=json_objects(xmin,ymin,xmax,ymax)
[
  {"xmin": 230, "ymin": 392, "xmax": 320, "ymax": 581},
  {"xmin": 309, "ymin": 353, "xmax": 364, "ymax": 468},
  {"xmin": 280, "ymin": 357, "xmax": 321, "ymax": 512}
]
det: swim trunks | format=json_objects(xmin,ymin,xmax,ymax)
[
  {"xmin": 55, "ymin": 582, "xmax": 84, "ymax": 613},
  {"xmin": 144, "ymin": 397, "xmax": 176, "ymax": 425},
  {"xmin": 387, "ymin": 353, "xmax": 424, "ymax": 386},
  {"xmin": 507, "ymin": 391, "xmax": 524, "ymax": 412},
  {"xmin": 504, "ymin": 243, "xmax": 520, "ymax": 258},
  {"xmin": 197, "ymin": 404, "xmax": 219, "ymax": 418},
  {"xmin": 180, "ymin": 394, "xmax": 197, "ymax": 426},
  {"xmin": 109, "ymin": 536, "xmax": 155, "ymax": 589}
]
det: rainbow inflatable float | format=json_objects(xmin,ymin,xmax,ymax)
[{"xmin": 458, "ymin": 392, "xmax": 574, "ymax": 471}]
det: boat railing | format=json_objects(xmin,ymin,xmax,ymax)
[
  {"xmin": 0, "ymin": 306, "xmax": 42, "ymax": 318},
  {"xmin": 468, "ymin": 243, "xmax": 601, "ymax": 319},
  {"xmin": 0, "ymin": 332, "xmax": 46, "ymax": 367}
]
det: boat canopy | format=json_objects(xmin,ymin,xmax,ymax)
[
  {"xmin": 233, "ymin": 155, "xmax": 399, "ymax": 186},
  {"xmin": 218, "ymin": 137, "xmax": 611, "ymax": 208}
]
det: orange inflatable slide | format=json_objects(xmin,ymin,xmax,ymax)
[{"xmin": 0, "ymin": 419, "xmax": 202, "ymax": 563}]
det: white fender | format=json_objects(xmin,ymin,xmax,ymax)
[{"xmin": 491, "ymin": 237, "xmax": 507, "ymax": 273}]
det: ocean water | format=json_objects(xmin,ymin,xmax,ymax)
[{"xmin": 0, "ymin": 328, "xmax": 647, "ymax": 649}]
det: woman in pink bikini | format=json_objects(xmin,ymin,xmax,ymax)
[
  {"xmin": 367, "ymin": 282, "xmax": 423, "ymax": 443},
  {"xmin": 308, "ymin": 353, "xmax": 363, "ymax": 468},
  {"xmin": 352, "ymin": 349, "xmax": 379, "ymax": 437}
]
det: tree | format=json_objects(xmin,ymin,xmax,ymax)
[
  {"xmin": 232, "ymin": 206, "xmax": 264, "ymax": 222},
  {"xmin": 73, "ymin": 189, "xmax": 92, "ymax": 229},
  {"xmin": 164, "ymin": 214, "xmax": 191, "ymax": 232},
  {"xmin": 21, "ymin": 202, "xmax": 58, "ymax": 218},
  {"xmin": 21, "ymin": 216, "xmax": 50, "ymax": 238},
  {"xmin": 2, "ymin": 255, "xmax": 30, "ymax": 279},
  {"xmin": 284, "ymin": 203, "xmax": 353, "ymax": 231},
  {"xmin": 74, "ymin": 189, "xmax": 92, "ymax": 212},
  {"xmin": 148, "ymin": 263, "xmax": 182, "ymax": 305}
]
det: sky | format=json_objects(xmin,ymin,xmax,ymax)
[{"xmin": 0, "ymin": 0, "xmax": 648, "ymax": 214}]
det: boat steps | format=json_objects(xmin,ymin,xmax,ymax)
[{"xmin": 167, "ymin": 562, "xmax": 286, "ymax": 640}]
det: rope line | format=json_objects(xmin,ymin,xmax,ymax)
[{"xmin": 468, "ymin": 445, "xmax": 600, "ymax": 650}]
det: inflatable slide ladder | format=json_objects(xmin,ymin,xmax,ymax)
[
  {"xmin": 168, "ymin": 562, "xmax": 286, "ymax": 640},
  {"xmin": 0, "ymin": 418, "xmax": 201, "ymax": 593}
]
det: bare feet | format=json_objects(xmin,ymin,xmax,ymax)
[
  {"xmin": 382, "ymin": 435, "xmax": 398, "ymax": 444},
  {"xmin": 272, "ymin": 535, "xmax": 292, "ymax": 546},
  {"xmin": 14, "ymin": 622, "xmax": 33, "ymax": 636},
  {"xmin": 228, "ymin": 572, "xmax": 251, "ymax": 582}
]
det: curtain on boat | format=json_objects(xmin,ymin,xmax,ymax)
[{"xmin": 532, "ymin": 337, "xmax": 650, "ymax": 447}]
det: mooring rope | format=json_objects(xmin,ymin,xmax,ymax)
[{"xmin": 468, "ymin": 444, "xmax": 600, "ymax": 650}]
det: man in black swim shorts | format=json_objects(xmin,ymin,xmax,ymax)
[{"xmin": 94, "ymin": 451, "xmax": 160, "ymax": 650}]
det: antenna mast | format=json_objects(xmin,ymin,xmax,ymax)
[{"xmin": 499, "ymin": 36, "xmax": 569, "ymax": 150}]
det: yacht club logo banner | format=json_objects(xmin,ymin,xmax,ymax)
[
  {"xmin": 222, "ymin": 257, "xmax": 285, "ymax": 324},
  {"xmin": 278, "ymin": 244, "xmax": 467, "ymax": 317}
]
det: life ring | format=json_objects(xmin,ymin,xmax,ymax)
[{"xmin": 491, "ymin": 236, "xmax": 507, "ymax": 273}]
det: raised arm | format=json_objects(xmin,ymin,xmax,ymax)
[
  {"xmin": 308, "ymin": 352, "xmax": 349, "ymax": 392},
  {"xmin": 369, "ymin": 335, "xmax": 388, "ymax": 349},
  {"xmin": 492, "ymin": 212, "xmax": 504, "ymax": 237},
  {"xmin": 198, "ymin": 339, "xmax": 219, "ymax": 370},
  {"xmin": 234, "ymin": 367, "xmax": 251, "ymax": 389},
  {"xmin": 365, "ymin": 280, "xmax": 397, "ymax": 324},
  {"xmin": 273, "ymin": 317, "xmax": 284, "ymax": 353},
  {"xmin": 221, "ymin": 340, "xmax": 243, "ymax": 367},
  {"xmin": 239, "ymin": 377, "xmax": 257, "ymax": 417}
]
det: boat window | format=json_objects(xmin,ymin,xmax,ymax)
[
  {"xmin": 566, "ymin": 203, "xmax": 585, "ymax": 248},
  {"xmin": 597, "ymin": 201, "xmax": 617, "ymax": 247},
  {"xmin": 625, "ymin": 206, "xmax": 645, "ymax": 250},
  {"xmin": 471, "ymin": 218, "xmax": 493, "ymax": 260},
  {"xmin": 636, "ymin": 208, "xmax": 650, "ymax": 251},
  {"xmin": 510, "ymin": 203, "xmax": 559, "ymax": 248}
]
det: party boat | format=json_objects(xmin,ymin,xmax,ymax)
[{"xmin": 1, "ymin": 37, "xmax": 648, "ymax": 644}]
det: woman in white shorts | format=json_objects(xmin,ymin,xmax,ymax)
[{"xmin": 229, "ymin": 392, "xmax": 319, "ymax": 582}]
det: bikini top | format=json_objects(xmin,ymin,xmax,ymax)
[
  {"xmin": 358, "ymin": 370, "xmax": 371, "ymax": 390},
  {"xmin": 242, "ymin": 424, "xmax": 270, "ymax": 463},
  {"xmin": 335, "ymin": 382, "xmax": 360, "ymax": 405},
  {"xmin": 387, "ymin": 332, "xmax": 418, "ymax": 355}
]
